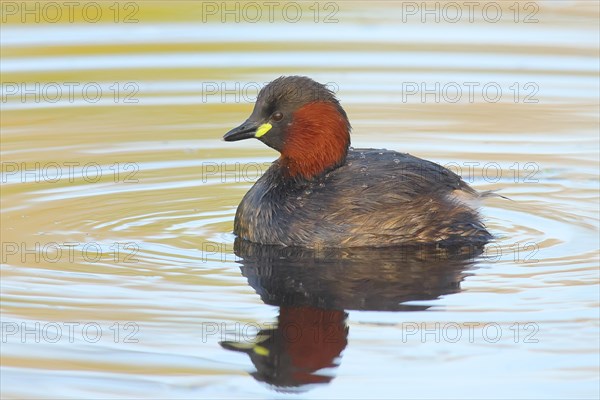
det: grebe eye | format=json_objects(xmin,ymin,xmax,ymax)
[{"xmin": 272, "ymin": 112, "xmax": 283, "ymax": 122}]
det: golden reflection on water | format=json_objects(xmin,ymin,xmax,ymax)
[{"xmin": 1, "ymin": 1, "xmax": 599, "ymax": 398}]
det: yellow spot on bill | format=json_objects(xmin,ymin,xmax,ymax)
[{"xmin": 255, "ymin": 123, "xmax": 272, "ymax": 138}]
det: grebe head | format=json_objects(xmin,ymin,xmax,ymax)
[{"xmin": 224, "ymin": 76, "xmax": 351, "ymax": 179}]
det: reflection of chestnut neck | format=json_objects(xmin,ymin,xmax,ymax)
[
  {"xmin": 220, "ymin": 305, "xmax": 349, "ymax": 389},
  {"xmin": 278, "ymin": 306, "xmax": 348, "ymax": 384}
]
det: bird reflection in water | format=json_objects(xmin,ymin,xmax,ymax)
[{"xmin": 221, "ymin": 238, "xmax": 484, "ymax": 392}]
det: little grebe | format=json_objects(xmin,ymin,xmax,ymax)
[{"xmin": 224, "ymin": 76, "xmax": 492, "ymax": 248}]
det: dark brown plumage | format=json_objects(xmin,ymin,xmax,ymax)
[{"xmin": 224, "ymin": 76, "xmax": 492, "ymax": 248}]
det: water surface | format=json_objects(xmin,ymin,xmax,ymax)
[{"xmin": 1, "ymin": 2, "xmax": 599, "ymax": 398}]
